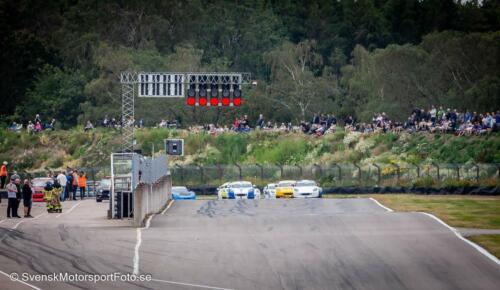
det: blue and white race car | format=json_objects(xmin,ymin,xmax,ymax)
[
  {"xmin": 172, "ymin": 186, "xmax": 196, "ymax": 200},
  {"xmin": 218, "ymin": 181, "xmax": 260, "ymax": 199}
]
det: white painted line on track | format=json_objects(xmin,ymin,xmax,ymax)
[
  {"xmin": 369, "ymin": 197, "xmax": 393, "ymax": 212},
  {"xmin": 11, "ymin": 220, "xmax": 24, "ymax": 230},
  {"xmin": 134, "ymin": 199, "xmax": 174, "ymax": 275},
  {"xmin": 11, "ymin": 213, "xmax": 46, "ymax": 230},
  {"xmin": 0, "ymin": 269, "xmax": 42, "ymax": 290},
  {"xmin": 133, "ymin": 214, "xmax": 153, "ymax": 275},
  {"xmin": 133, "ymin": 227, "xmax": 143, "ymax": 275},
  {"xmin": 370, "ymin": 197, "xmax": 498, "ymax": 265},
  {"xmin": 56, "ymin": 201, "xmax": 81, "ymax": 218},
  {"xmin": 420, "ymin": 212, "xmax": 500, "ymax": 266},
  {"xmin": 151, "ymin": 278, "xmax": 235, "ymax": 290},
  {"xmin": 161, "ymin": 200, "xmax": 174, "ymax": 215}
]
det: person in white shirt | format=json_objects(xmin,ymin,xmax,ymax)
[
  {"xmin": 430, "ymin": 105, "xmax": 437, "ymax": 126},
  {"xmin": 57, "ymin": 171, "xmax": 67, "ymax": 201},
  {"xmin": 6, "ymin": 178, "xmax": 21, "ymax": 218}
]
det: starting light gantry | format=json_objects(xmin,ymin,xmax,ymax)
[{"xmin": 120, "ymin": 71, "xmax": 252, "ymax": 151}]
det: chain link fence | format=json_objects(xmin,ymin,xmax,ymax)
[
  {"xmin": 169, "ymin": 163, "xmax": 500, "ymax": 188},
  {"xmin": 8, "ymin": 163, "xmax": 499, "ymax": 195}
]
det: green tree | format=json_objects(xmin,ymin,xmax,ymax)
[{"xmin": 18, "ymin": 65, "xmax": 88, "ymax": 127}]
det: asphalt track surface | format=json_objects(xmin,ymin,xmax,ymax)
[{"xmin": 0, "ymin": 198, "xmax": 499, "ymax": 290}]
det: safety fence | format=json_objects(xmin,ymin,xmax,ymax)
[
  {"xmin": 5, "ymin": 163, "xmax": 498, "ymax": 198},
  {"xmin": 169, "ymin": 163, "xmax": 500, "ymax": 188}
]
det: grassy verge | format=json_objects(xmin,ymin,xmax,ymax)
[
  {"xmin": 367, "ymin": 194, "xmax": 500, "ymax": 229},
  {"xmin": 468, "ymin": 235, "xmax": 500, "ymax": 258},
  {"xmin": 325, "ymin": 194, "xmax": 500, "ymax": 259}
]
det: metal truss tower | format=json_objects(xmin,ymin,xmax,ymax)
[
  {"xmin": 119, "ymin": 71, "xmax": 251, "ymax": 151},
  {"xmin": 120, "ymin": 72, "xmax": 138, "ymax": 152}
]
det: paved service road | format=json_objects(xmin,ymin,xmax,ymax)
[{"xmin": 0, "ymin": 198, "xmax": 499, "ymax": 290}]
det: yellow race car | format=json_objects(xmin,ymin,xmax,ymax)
[
  {"xmin": 217, "ymin": 182, "xmax": 231, "ymax": 199},
  {"xmin": 275, "ymin": 180, "xmax": 296, "ymax": 198}
]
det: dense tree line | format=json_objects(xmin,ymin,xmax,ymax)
[{"xmin": 0, "ymin": 0, "xmax": 499, "ymax": 128}]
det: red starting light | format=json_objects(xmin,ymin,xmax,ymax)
[
  {"xmin": 199, "ymin": 97, "xmax": 207, "ymax": 106},
  {"xmin": 187, "ymin": 97, "xmax": 196, "ymax": 106},
  {"xmin": 221, "ymin": 88, "xmax": 230, "ymax": 106},
  {"xmin": 233, "ymin": 97, "xmax": 241, "ymax": 106},
  {"xmin": 210, "ymin": 97, "xmax": 219, "ymax": 106}
]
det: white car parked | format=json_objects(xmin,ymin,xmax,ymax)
[
  {"xmin": 263, "ymin": 183, "xmax": 277, "ymax": 199},
  {"xmin": 293, "ymin": 180, "xmax": 322, "ymax": 198}
]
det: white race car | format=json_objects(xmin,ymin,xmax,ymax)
[
  {"xmin": 218, "ymin": 181, "xmax": 260, "ymax": 199},
  {"xmin": 263, "ymin": 183, "xmax": 277, "ymax": 199},
  {"xmin": 293, "ymin": 180, "xmax": 322, "ymax": 198}
]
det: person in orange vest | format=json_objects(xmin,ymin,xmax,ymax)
[
  {"xmin": 0, "ymin": 161, "xmax": 8, "ymax": 189},
  {"xmin": 78, "ymin": 171, "xmax": 87, "ymax": 200}
]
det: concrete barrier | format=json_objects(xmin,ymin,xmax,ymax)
[{"xmin": 133, "ymin": 175, "xmax": 172, "ymax": 227}]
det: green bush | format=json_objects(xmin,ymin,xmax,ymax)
[
  {"xmin": 413, "ymin": 176, "xmax": 438, "ymax": 187},
  {"xmin": 251, "ymin": 138, "xmax": 311, "ymax": 165},
  {"xmin": 214, "ymin": 134, "xmax": 248, "ymax": 164}
]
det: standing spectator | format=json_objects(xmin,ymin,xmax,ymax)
[
  {"xmin": 257, "ymin": 114, "xmax": 265, "ymax": 129},
  {"xmin": 65, "ymin": 170, "xmax": 73, "ymax": 200},
  {"xmin": 22, "ymin": 179, "xmax": 33, "ymax": 218},
  {"xmin": 10, "ymin": 171, "xmax": 20, "ymax": 183},
  {"xmin": 78, "ymin": 171, "xmax": 87, "ymax": 200},
  {"xmin": 34, "ymin": 114, "xmax": 42, "ymax": 124},
  {"xmin": 437, "ymin": 106, "xmax": 445, "ymax": 121},
  {"xmin": 6, "ymin": 178, "xmax": 20, "ymax": 218},
  {"xmin": 72, "ymin": 170, "xmax": 79, "ymax": 200},
  {"xmin": 57, "ymin": 171, "xmax": 67, "ymax": 202},
  {"xmin": 312, "ymin": 113, "xmax": 320, "ymax": 125},
  {"xmin": 430, "ymin": 106, "xmax": 437, "ymax": 126},
  {"xmin": 102, "ymin": 115, "xmax": 109, "ymax": 127},
  {"xmin": 15, "ymin": 178, "xmax": 22, "ymax": 215},
  {"xmin": 0, "ymin": 161, "xmax": 7, "ymax": 189}
]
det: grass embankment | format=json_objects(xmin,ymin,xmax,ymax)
[
  {"xmin": 328, "ymin": 194, "xmax": 500, "ymax": 258},
  {"xmin": 1, "ymin": 127, "xmax": 499, "ymax": 173},
  {"xmin": 370, "ymin": 194, "xmax": 500, "ymax": 229}
]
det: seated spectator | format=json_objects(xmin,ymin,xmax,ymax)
[
  {"xmin": 34, "ymin": 121, "xmax": 43, "ymax": 133},
  {"xmin": 27, "ymin": 121, "xmax": 35, "ymax": 134},
  {"xmin": 110, "ymin": 118, "xmax": 117, "ymax": 128},
  {"xmin": 364, "ymin": 124, "xmax": 374, "ymax": 134},
  {"xmin": 45, "ymin": 118, "xmax": 56, "ymax": 131},
  {"xmin": 8, "ymin": 122, "xmax": 23, "ymax": 133},
  {"xmin": 84, "ymin": 121, "xmax": 94, "ymax": 132}
]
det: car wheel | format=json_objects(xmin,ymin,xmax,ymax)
[{"xmin": 96, "ymin": 199, "xmax": 102, "ymax": 202}]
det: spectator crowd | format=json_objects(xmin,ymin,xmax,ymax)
[
  {"xmin": 8, "ymin": 114, "xmax": 56, "ymax": 134},
  {"xmin": 190, "ymin": 107, "xmax": 500, "ymax": 137},
  {"xmin": 6, "ymin": 107, "xmax": 500, "ymax": 137}
]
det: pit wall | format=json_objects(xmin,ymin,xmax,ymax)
[{"xmin": 133, "ymin": 175, "xmax": 172, "ymax": 227}]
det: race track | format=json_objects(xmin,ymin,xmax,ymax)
[{"xmin": 0, "ymin": 198, "xmax": 499, "ymax": 290}]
